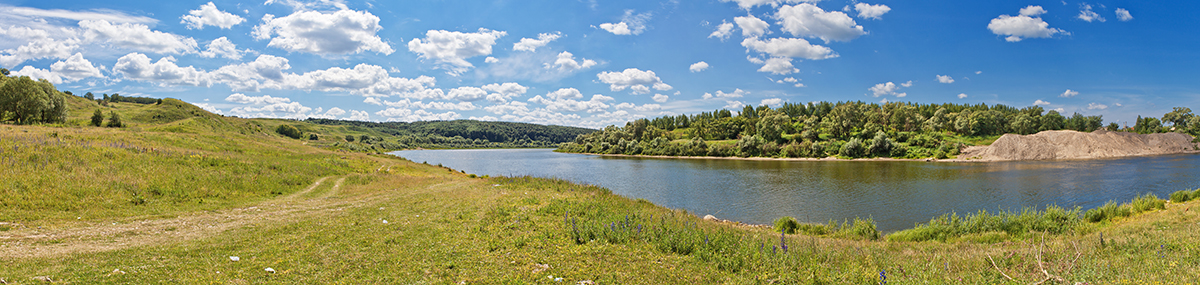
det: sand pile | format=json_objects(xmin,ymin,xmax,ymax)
[{"xmin": 959, "ymin": 130, "xmax": 1199, "ymax": 161}]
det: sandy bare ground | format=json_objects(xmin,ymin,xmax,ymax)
[
  {"xmin": 0, "ymin": 167, "xmax": 393, "ymax": 259},
  {"xmin": 958, "ymin": 130, "xmax": 1200, "ymax": 161}
]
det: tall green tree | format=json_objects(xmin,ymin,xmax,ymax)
[
  {"xmin": 755, "ymin": 111, "xmax": 791, "ymax": 143},
  {"xmin": 0, "ymin": 76, "xmax": 59, "ymax": 124},
  {"xmin": 1010, "ymin": 113, "xmax": 1037, "ymax": 135},
  {"xmin": 1040, "ymin": 110, "xmax": 1066, "ymax": 131},
  {"xmin": 1162, "ymin": 107, "xmax": 1194, "ymax": 129}
]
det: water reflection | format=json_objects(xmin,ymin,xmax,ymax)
[{"xmin": 392, "ymin": 149, "xmax": 1200, "ymax": 232}]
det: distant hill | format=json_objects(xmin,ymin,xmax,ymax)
[{"xmin": 305, "ymin": 118, "xmax": 597, "ymax": 144}]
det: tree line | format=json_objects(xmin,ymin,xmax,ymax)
[
  {"xmin": 305, "ymin": 118, "xmax": 597, "ymax": 148},
  {"xmin": 0, "ymin": 69, "xmax": 68, "ymax": 124},
  {"xmin": 559, "ymin": 101, "xmax": 1199, "ymax": 159}
]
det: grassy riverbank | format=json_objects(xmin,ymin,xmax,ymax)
[{"xmin": 2, "ymin": 101, "xmax": 1199, "ymax": 283}]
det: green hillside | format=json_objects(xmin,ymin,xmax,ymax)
[{"xmin": 1, "ymin": 78, "xmax": 1197, "ymax": 283}]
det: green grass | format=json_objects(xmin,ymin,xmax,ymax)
[{"xmin": 2, "ymin": 100, "xmax": 1199, "ymax": 283}]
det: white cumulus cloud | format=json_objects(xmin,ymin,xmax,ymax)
[
  {"xmin": 708, "ymin": 20, "xmax": 735, "ymax": 40},
  {"xmin": 407, "ymin": 28, "xmax": 506, "ymax": 75},
  {"xmin": 226, "ymin": 93, "xmax": 291, "ymax": 105},
  {"xmin": 690, "ymin": 61, "xmax": 710, "ymax": 72},
  {"xmin": 652, "ymin": 93, "xmax": 669, "ymax": 103},
  {"xmin": 1077, "ymin": 4, "xmax": 1105, "ymax": 22},
  {"xmin": 741, "ymin": 37, "xmax": 836, "ymax": 60},
  {"xmin": 1087, "ymin": 102, "xmax": 1107, "ymax": 110},
  {"xmin": 113, "ymin": 53, "xmax": 209, "ymax": 86},
  {"xmin": 775, "ymin": 3, "xmax": 867, "ymax": 43},
  {"xmin": 1034, "ymin": 99, "xmax": 1051, "ymax": 105},
  {"xmin": 546, "ymin": 51, "xmax": 597, "ymax": 71},
  {"xmin": 253, "ymin": 9, "xmax": 393, "ymax": 55},
  {"xmin": 936, "ymin": 75, "xmax": 954, "ymax": 84},
  {"xmin": 760, "ymin": 98, "xmax": 783, "ymax": 107},
  {"xmin": 988, "ymin": 6, "xmax": 1067, "ymax": 42},
  {"xmin": 757, "ymin": 57, "xmax": 799, "ymax": 74},
  {"xmin": 702, "ymin": 88, "xmax": 748, "ymax": 99},
  {"xmin": 181, "ymin": 2, "xmax": 245, "ymax": 29},
  {"xmin": 513, "ymin": 32, "xmax": 561, "ymax": 52},
  {"xmin": 198, "ymin": 37, "xmax": 245, "ymax": 60},
  {"xmin": 1060, "ymin": 89, "xmax": 1079, "ymax": 98},
  {"xmin": 1115, "ymin": 8, "xmax": 1133, "ymax": 21},
  {"xmin": 599, "ymin": 10, "xmax": 651, "ymax": 35},
  {"xmin": 596, "ymin": 68, "xmax": 672, "ymax": 94},
  {"xmin": 81, "ymin": 20, "xmax": 198, "ymax": 54},
  {"xmin": 958, "ymin": 93, "xmax": 969, "ymax": 99},
  {"xmin": 854, "ymin": 3, "xmax": 891, "ymax": 20},
  {"xmin": 734, "ymin": 14, "xmax": 771, "ymax": 38},
  {"xmin": 869, "ymin": 81, "xmax": 909, "ymax": 97}
]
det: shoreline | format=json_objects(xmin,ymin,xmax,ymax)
[{"xmin": 567, "ymin": 150, "xmax": 1200, "ymax": 163}]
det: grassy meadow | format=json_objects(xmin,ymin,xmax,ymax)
[{"xmin": 2, "ymin": 98, "xmax": 1199, "ymax": 284}]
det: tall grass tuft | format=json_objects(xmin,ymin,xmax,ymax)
[
  {"xmin": 889, "ymin": 205, "xmax": 1081, "ymax": 242},
  {"xmin": 1130, "ymin": 193, "xmax": 1166, "ymax": 213},
  {"xmin": 1084, "ymin": 201, "xmax": 1131, "ymax": 223},
  {"xmin": 1169, "ymin": 189, "xmax": 1194, "ymax": 203}
]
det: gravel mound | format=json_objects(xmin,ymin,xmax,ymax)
[{"xmin": 959, "ymin": 130, "xmax": 1199, "ymax": 161}]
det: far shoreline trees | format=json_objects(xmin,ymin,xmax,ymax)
[{"xmin": 559, "ymin": 101, "xmax": 1195, "ymax": 159}]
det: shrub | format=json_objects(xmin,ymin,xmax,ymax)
[
  {"xmin": 91, "ymin": 109, "xmax": 104, "ymax": 127},
  {"xmin": 308, "ymin": 133, "xmax": 319, "ymax": 140},
  {"xmin": 275, "ymin": 124, "xmax": 302, "ymax": 139},
  {"xmin": 106, "ymin": 111, "xmax": 122, "ymax": 128},
  {"xmin": 838, "ymin": 217, "xmax": 879, "ymax": 240},
  {"xmin": 839, "ymin": 138, "xmax": 866, "ymax": 158},
  {"xmin": 1194, "ymin": 189, "xmax": 1200, "ymax": 200},
  {"xmin": 1170, "ymin": 190, "xmax": 1193, "ymax": 203},
  {"xmin": 345, "ymin": 135, "xmax": 355, "ymax": 142},
  {"xmin": 774, "ymin": 216, "xmax": 799, "ymax": 234}
]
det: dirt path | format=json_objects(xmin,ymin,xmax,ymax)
[{"xmin": 0, "ymin": 174, "xmax": 371, "ymax": 259}]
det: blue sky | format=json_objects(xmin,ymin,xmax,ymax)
[{"xmin": 1, "ymin": 0, "xmax": 1196, "ymax": 128}]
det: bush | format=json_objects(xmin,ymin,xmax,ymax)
[
  {"xmin": 1194, "ymin": 189, "xmax": 1200, "ymax": 200},
  {"xmin": 275, "ymin": 124, "xmax": 302, "ymax": 139},
  {"xmin": 839, "ymin": 138, "xmax": 865, "ymax": 158},
  {"xmin": 106, "ymin": 111, "xmax": 122, "ymax": 128},
  {"xmin": 90, "ymin": 109, "xmax": 104, "ymax": 127},
  {"xmin": 774, "ymin": 216, "xmax": 799, "ymax": 234},
  {"xmin": 308, "ymin": 133, "xmax": 319, "ymax": 140},
  {"xmin": 1170, "ymin": 190, "xmax": 1194, "ymax": 203},
  {"xmin": 837, "ymin": 217, "xmax": 879, "ymax": 240},
  {"xmin": 345, "ymin": 135, "xmax": 355, "ymax": 142}
]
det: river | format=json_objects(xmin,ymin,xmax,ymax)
[{"xmin": 391, "ymin": 149, "xmax": 1200, "ymax": 232}]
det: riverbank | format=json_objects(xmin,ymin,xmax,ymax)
[
  {"xmin": 4, "ymin": 154, "xmax": 1198, "ymax": 283},
  {"xmin": 567, "ymin": 130, "xmax": 1200, "ymax": 163},
  {"xmin": 4, "ymin": 125, "xmax": 1199, "ymax": 283}
]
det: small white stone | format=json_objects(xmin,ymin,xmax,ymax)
[
  {"xmin": 382, "ymin": 220, "xmax": 388, "ymax": 224},
  {"xmin": 265, "ymin": 267, "xmax": 276, "ymax": 274},
  {"xmin": 229, "ymin": 256, "xmax": 239, "ymax": 261}
]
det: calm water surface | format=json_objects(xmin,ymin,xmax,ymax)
[{"xmin": 392, "ymin": 149, "xmax": 1200, "ymax": 231}]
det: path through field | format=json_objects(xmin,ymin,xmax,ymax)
[{"xmin": 1, "ymin": 174, "xmax": 362, "ymax": 258}]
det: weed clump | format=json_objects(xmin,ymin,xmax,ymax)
[
  {"xmin": 1130, "ymin": 193, "xmax": 1165, "ymax": 213},
  {"xmin": 774, "ymin": 216, "xmax": 799, "ymax": 234},
  {"xmin": 1084, "ymin": 201, "xmax": 1131, "ymax": 223},
  {"xmin": 1169, "ymin": 190, "xmax": 1194, "ymax": 203},
  {"xmin": 889, "ymin": 205, "xmax": 1081, "ymax": 242}
]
